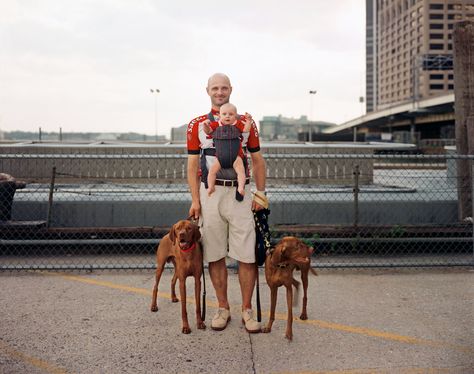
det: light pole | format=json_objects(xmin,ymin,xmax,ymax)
[
  {"xmin": 308, "ymin": 90, "xmax": 317, "ymax": 142},
  {"xmin": 150, "ymin": 89, "xmax": 160, "ymax": 142}
]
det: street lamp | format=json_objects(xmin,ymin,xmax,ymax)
[
  {"xmin": 150, "ymin": 89, "xmax": 160, "ymax": 142},
  {"xmin": 308, "ymin": 90, "xmax": 317, "ymax": 142}
]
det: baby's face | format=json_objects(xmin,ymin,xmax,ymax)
[{"xmin": 219, "ymin": 105, "xmax": 237, "ymax": 125}]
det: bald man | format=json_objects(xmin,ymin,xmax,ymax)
[{"xmin": 187, "ymin": 73, "xmax": 267, "ymax": 333}]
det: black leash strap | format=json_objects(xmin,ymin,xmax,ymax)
[
  {"xmin": 201, "ymin": 252, "xmax": 206, "ymax": 321},
  {"xmin": 256, "ymin": 263, "xmax": 261, "ymax": 322},
  {"xmin": 253, "ymin": 208, "xmax": 271, "ymax": 324},
  {"xmin": 188, "ymin": 216, "xmax": 206, "ymax": 321}
]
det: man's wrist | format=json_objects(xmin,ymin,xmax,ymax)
[{"xmin": 253, "ymin": 190, "xmax": 269, "ymax": 209}]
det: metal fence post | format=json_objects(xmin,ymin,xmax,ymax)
[
  {"xmin": 353, "ymin": 164, "xmax": 360, "ymax": 228},
  {"xmin": 46, "ymin": 166, "xmax": 56, "ymax": 228},
  {"xmin": 472, "ymin": 159, "xmax": 474, "ymax": 265}
]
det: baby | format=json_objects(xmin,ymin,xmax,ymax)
[{"xmin": 202, "ymin": 103, "xmax": 252, "ymax": 200}]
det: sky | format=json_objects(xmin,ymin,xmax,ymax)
[{"xmin": 0, "ymin": 0, "xmax": 366, "ymax": 138}]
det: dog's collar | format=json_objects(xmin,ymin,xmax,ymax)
[
  {"xmin": 277, "ymin": 263, "xmax": 289, "ymax": 269},
  {"xmin": 179, "ymin": 242, "xmax": 196, "ymax": 253}
]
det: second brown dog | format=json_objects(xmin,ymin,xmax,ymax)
[
  {"xmin": 150, "ymin": 219, "xmax": 206, "ymax": 334},
  {"xmin": 262, "ymin": 236, "xmax": 317, "ymax": 340}
]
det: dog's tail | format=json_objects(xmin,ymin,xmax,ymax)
[{"xmin": 292, "ymin": 278, "xmax": 300, "ymax": 307}]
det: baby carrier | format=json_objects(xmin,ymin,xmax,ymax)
[{"xmin": 200, "ymin": 112, "xmax": 248, "ymax": 201}]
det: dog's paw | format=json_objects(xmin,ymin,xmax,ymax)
[
  {"xmin": 285, "ymin": 332, "xmax": 293, "ymax": 341},
  {"xmin": 150, "ymin": 305, "xmax": 158, "ymax": 312},
  {"xmin": 182, "ymin": 326, "xmax": 191, "ymax": 334},
  {"xmin": 171, "ymin": 297, "xmax": 179, "ymax": 303},
  {"xmin": 197, "ymin": 321, "xmax": 206, "ymax": 330},
  {"xmin": 299, "ymin": 313, "xmax": 308, "ymax": 320},
  {"xmin": 261, "ymin": 327, "xmax": 271, "ymax": 333}
]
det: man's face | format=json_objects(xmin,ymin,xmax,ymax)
[
  {"xmin": 219, "ymin": 104, "xmax": 237, "ymax": 125},
  {"xmin": 207, "ymin": 76, "xmax": 232, "ymax": 109}
]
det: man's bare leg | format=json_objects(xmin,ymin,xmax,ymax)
[
  {"xmin": 208, "ymin": 258, "xmax": 229, "ymax": 309},
  {"xmin": 238, "ymin": 261, "xmax": 256, "ymax": 310},
  {"xmin": 239, "ymin": 261, "xmax": 261, "ymax": 332}
]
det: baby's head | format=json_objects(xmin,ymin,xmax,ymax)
[{"xmin": 219, "ymin": 103, "xmax": 238, "ymax": 125}]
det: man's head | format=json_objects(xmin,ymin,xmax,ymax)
[
  {"xmin": 207, "ymin": 73, "xmax": 232, "ymax": 109},
  {"xmin": 219, "ymin": 103, "xmax": 238, "ymax": 125}
]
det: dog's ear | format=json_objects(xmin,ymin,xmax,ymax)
[
  {"xmin": 169, "ymin": 224, "xmax": 176, "ymax": 245},
  {"xmin": 192, "ymin": 224, "xmax": 201, "ymax": 242},
  {"xmin": 271, "ymin": 242, "xmax": 284, "ymax": 263},
  {"xmin": 297, "ymin": 240, "xmax": 313, "ymax": 257}
]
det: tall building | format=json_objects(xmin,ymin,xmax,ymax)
[{"xmin": 366, "ymin": 0, "xmax": 474, "ymax": 112}]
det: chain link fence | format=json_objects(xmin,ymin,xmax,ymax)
[{"xmin": 1, "ymin": 144, "xmax": 473, "ymax": 270}]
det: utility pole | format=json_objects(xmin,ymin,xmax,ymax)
[
  {"xmin": 454, "ymin": 21, "xmax": 474, "ymax": 220},
  {"xmin": 308, "ymin": 90, "xmax": 317, "ymax": 142},
  {"xmin": 150, "ymin": 89, "xmax": 160, "ymax": 142}
]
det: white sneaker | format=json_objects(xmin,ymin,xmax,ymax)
[
  {"xmin": 241, "ymin": 309, "xmax": 261, "ymax": 333},
  {"xmin": 211, "ymin": 308, "xmax": 231, "ymax": 331}
]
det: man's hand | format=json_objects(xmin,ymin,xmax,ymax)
[
  {"xmin": 252, "ymin": 200, "xmax": 265, "ymax": 211},
  {"xmin": 252, "ymin": 191, "xmax": 268, "ymax": 212},
  {"xmin": 241, "ymin": 114, "xmax": 252, "ymax": 133},
  {"xmin": 189, "ymin": 201, "xmax": 201, "ymax": 220}
]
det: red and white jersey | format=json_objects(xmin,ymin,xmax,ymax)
[{"xmin": 187, "ymin": 108, "xmax": 261, "ymax": 178}]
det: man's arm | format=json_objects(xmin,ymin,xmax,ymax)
[
  {"xmin": 187, "ymin": 154, "xmax": 201, "ymax": 219},
  {"xmin": 250, "ymin": 150, "xmax": 267, "ymax": 210}
]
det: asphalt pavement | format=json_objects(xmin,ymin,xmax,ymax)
[{"xmin": 0, "ymin": 267, "xmax": 473, "ymax": 374}]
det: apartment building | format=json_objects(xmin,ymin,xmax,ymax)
[{"xmin": 366, "ymin": 0, "xmax": 474, "ymax": 112}]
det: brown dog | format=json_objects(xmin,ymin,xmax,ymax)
[
  {"xmin": 262, "ymin": 236, "xmax": 317, "ymax": 340},
  {"xmin": 150, "ymin": 220, "xmax": 206, "ymax": 334}
]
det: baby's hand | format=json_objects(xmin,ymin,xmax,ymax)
[
  {"xmin": 202, "ymin": 119, "xmax": 212, "ymax": 134},
  {"xmin": 242, "ymin": 113, "xmax": 253, "ymax": 132}
]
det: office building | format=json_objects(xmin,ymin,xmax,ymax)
[
  {"xmin": 259, "ymin": 115, "xmax": 335, "ymax": 141},
  {"xmin": 366, "ymin": 0, "xmax": 474, "ymax": 112}
]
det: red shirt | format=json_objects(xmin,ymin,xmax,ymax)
[
  {"xmin": 187, "ymin": 108, "xmax": 261, "ymax": 176},
  {"xmin": 187, "ymin": 109, "xmax": 260, "ymax": 155}
]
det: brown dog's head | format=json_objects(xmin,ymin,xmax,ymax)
[
  {"xmin": 169, "ymin": 220, "xmax": 201, "ymax": 250},
  {"xmin": 270, "ymin": 236, "xmax": 313, "ymax": 267}
]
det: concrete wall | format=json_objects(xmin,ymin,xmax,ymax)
[
  {"xmin": 12, "ymin": 198, "xmax": 457, "ymax": 227},
  {"xmin": 1, "ymin": 142, "xmax": 389, "ymax": 185}
]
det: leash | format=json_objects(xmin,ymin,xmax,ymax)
[
  {"xmin": 256, "ymin": 263, "xmax": 261, "ymax": 322},
  {"xmin": 187, "ymin": 216, "xmax": 206, "ymax": 321},
  {"xmin": 201, "ymin": 247, "xmax": 206, "ymax": 322},
  {"xmin": 253, "ymin": 208, "xmax": 272, "ymax": 324}
]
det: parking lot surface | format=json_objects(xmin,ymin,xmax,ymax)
[{"xmin": 0, "ymin": 267, "xmax": 473, "ymax": 374}]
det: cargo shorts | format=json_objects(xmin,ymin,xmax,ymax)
[{"xmin": 199, "ymin": 182, "xmax": 256, "ymax": 263}]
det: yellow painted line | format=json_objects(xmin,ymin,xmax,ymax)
[
  {"xmin": 267, "ymin": 311, "xmax": 473, "ymax": 354},
  {"xmin": 43, "ymin": 271, "xmax": 219, "ymax": 308},
  {"xmin": 275, "ymin": 367, "xmax": 466, "ymax": 374},
  {"xmin": 0, "ymin": 339, "xmax": 68, "ymax": 374},
  {"xmin": 42, "ymin": 272, "xmax": 472, "ymax": 354}
]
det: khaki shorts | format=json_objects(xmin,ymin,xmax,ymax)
[{"xmin": 199, "ymin": 183, "xmax": 256, "ymax": 263}]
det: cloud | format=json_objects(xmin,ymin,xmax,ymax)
[{"xmin": 0, "ymin": 0, "xmax": 365, "ymax": 136}]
